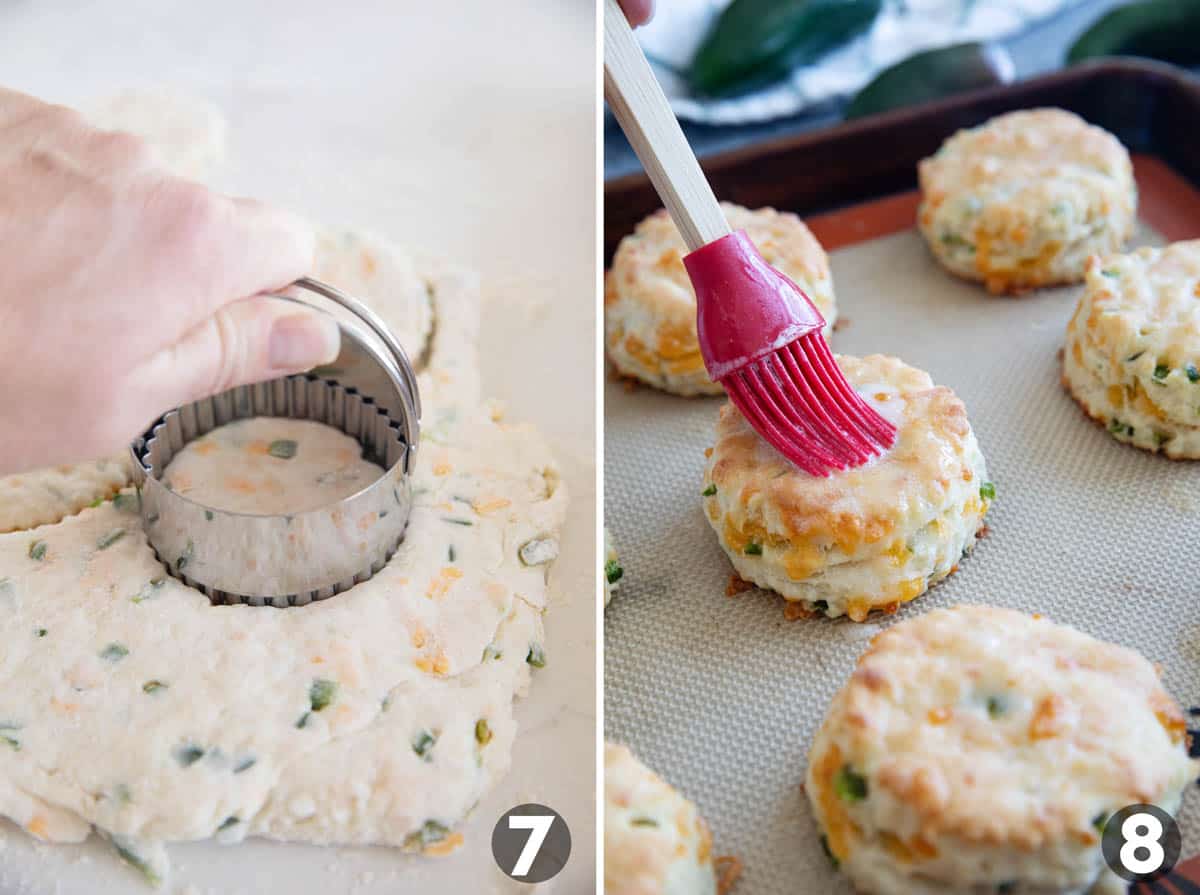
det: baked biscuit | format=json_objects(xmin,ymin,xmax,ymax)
[
  {"xmin": 1064, "ymin": 240, "xmax": 1200, "ymax": 457},
  {"xmin": 606, "ymin": 203, "xmax": 836, "ymax": 395},
  {"xmin": 605, "ymin": 742, "xmax": 717, "ymax": 895},
  {"xmin": 702, "ymin": 355, "xmax": 991, "ymax": 621},
  {"xmin": 806, "ymin": 605, "xmax": 1197, "ymax": 895},
  {"xmin": 918, "ymin": 109, "xmax": 1135, "ymax": 294},
  {"xmin": 605, "ymin": 528, "xmax": 622, "ymax": 607}
]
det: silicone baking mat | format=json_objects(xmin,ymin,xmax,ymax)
[{"xmin": 604, "ymin": 156, "xmax": 1200, "ymax": 893}]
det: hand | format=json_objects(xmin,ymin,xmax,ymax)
[
  {"xmin": 0, "ymin": 87, "xmax": 338, "ymax": 475},
  {"xmin": 619, "ymin": 0, "xmax": 654, "ymax": 26}
]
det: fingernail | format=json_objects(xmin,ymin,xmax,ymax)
[{"xmin": 268, "ymin": 312, "xmax": 340, "ymax": 371}]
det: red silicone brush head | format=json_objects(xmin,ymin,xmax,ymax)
[{"xmin": 683, "ymin": 231, "xmax": 897, "ymax": 477}]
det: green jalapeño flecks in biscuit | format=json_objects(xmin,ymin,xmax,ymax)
[
  {"xmin": 919, "ymin": 108, "xmax": 1135, "ymax": 295},
  {"xmin": 605, "ymin": 742, "xmax": 717, "ymax": 895},
  {"xmin": 604, "ymin": 528, "xmax": 623, "ymax": 607},
  {"xmin": 703, "ymin": 354, "xmax": 991, "ymax": 622},
  {"xmin": 606, "ymin": 202, "xmax": 836, "ymax": 395},
  {"xmin": 806, "ymin": 605, "xmax": 1196, "ymax": 895},
  {"xmin": 1065, "ymin": 240, "xmax": 1200, "ymax": 457}
]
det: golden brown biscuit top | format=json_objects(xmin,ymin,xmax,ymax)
[
  {"xmin": 707, "ymin": 355, "xmax": 976, "ymax": 555},
  {"xmin": 604, "ymin": 742, "xmax": 714, "ymax": 895},
  {"xmin": 919, "ymin": 108, "xmax": 1132, "ymax": 200},
  {"xmin": 825, "ymin": 605, "xmax": 1193, "ymax": 850},
  {"xmin": 1077, "ymin": 241, "xmax": 1200, "ymax": 373}
]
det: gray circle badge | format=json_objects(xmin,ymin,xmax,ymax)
[
  {"xmin": 491, "ymin": 803, "xmax": 571, "ymax": 883},
  {"xmin": 1101, "ymin": 803, "xmax": 1181, "ymax": 883}
]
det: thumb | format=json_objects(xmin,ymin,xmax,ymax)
[{"xmin": 135, "ymin": 297, "xmax": 340, "ymax": 413}]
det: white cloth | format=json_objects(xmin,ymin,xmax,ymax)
[{"xmin": 640, "ymin": 0, "xmax": 1082, "ymax": 124}]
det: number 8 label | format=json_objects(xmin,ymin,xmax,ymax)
[
  {"xmin": 1102, "ymin": 803, "xmax": 1181, "ymax": 883},
  {"xmin": 1119, "ymin": 812, "xmax": 1165, "ymax": 875}
]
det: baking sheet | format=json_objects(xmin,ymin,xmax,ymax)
[
  {"xmin": 0, "ymin": 1, "xmax": 596, "ymax": 893},
  {"xmin": 604, "ymin": 173, "xmax": 1200, "ymax": 893}
]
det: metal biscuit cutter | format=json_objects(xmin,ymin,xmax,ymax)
[{"xmin": 130, "ymin": 277, "xmax": 421, "ymax": 607}]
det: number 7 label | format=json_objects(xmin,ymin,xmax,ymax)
[
  {"xmin": 491, "ymin": 803, "xmax": 572, "ymax": 883},
  {"xmin": 508, "ymin": 814, "xmax": 556, "ymax": 876}
]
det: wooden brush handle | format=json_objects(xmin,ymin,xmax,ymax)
[{"xmin": 603, "ymin": 0, "xmax": 729, "ymax": 252}]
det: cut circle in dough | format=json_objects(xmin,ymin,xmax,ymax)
[{"xmin": 162, "ymin": 417, "xmax": 384, "ymax": 515}]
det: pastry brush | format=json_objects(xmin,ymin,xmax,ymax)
[{"xmin": 603, "ymin": 0, "xmax": 896, "ymax": 475}]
